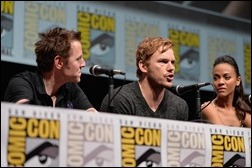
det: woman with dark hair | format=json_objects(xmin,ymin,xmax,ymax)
[{"xmin": 201, "ymin": 55, "xmax": 251, "ymax": 127}]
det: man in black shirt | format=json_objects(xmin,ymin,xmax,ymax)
[
  {"xmin": 100, "ymin": 37, "xmax": 188, "ymax": 121},
  {"xmin": 4, "ymin": 27, "xmax": 97, "ymax": 112}
]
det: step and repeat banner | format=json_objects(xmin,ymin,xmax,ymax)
[
  {"xmin": 1, "ymin": 102, "xmax": 251, "ymax": 167},
  {"xmin": 1, "ymin": 1, "xmax": 251, "ymax": 94}
]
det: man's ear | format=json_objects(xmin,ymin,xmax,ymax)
[
  {"xmin": 54, "ymin": 55, "xmax": 63, "ymax": 69},
  {"xmin": 138, "ymin": 60, "xmax": 147, "ymax": 73}
]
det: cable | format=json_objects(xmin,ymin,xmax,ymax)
[{"xmin": 198, "ymin": 83, "xmax": 216, "ymax": 114}]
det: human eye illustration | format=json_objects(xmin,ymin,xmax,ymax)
[
  {"xmin": 223, "ymin": 154, "xmax": 245, "ymax": 167},
  {"xmin": 136, "ymin": 148, "xmax": 161, "ymax": 167},
  {"xmin": 90, "ymin": 33, "xmax": 114, "ymax": 56},
  {"xmin": 84, "ymin": 145, "xmax": 113, "ymax": 167},
  {"xmin": 1, "ymin": 14, "xmax": 13, "ymax": 39},
  {"xmin": 24, "ymin": 141, "xmax": 59, "ymax": 167},
  {"xmin": 181, "ymin": 151, "xmax": 205, "ymax": 167},
  {"xmin": 180, "ymin": 48, "xmax": 199, "ymax": 69}
]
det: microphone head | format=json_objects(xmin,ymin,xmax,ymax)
[
  {"xmin": 89, "ymin": 65, "xmax": 100, "ymax": 76},
  {"xmin": 174, "ymin": 82, "xmax": 211, "ymax": 95},
  {"xmin": 176, "ymin": 85, "xmax": 190, "ymax": 95},
  {"xmin": 89, "ymin": 65, "xmax": 126, "ymax": 76}
]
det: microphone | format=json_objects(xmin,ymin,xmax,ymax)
[
  {"xmin": 170, "ymin": 82, "xmax": 211, "ymax": 95},
  {"xmin": 89, "ymin": 65, "xmax": 125, "ymax": 76}
]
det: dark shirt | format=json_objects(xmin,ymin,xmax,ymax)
[
  {"xmin": 4, "ymin": 71, "xmax": 93, "ymax": 110},
  {"xmin": 100, "ymin": 81, "xmax": 189, "ymax": 121}
]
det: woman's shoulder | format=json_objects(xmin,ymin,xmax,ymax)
[
  {"xmin": 201, "ymin": 101, "xmax": 216, "ymax": 115},
  {"xmin": 201, "ymin": 101, "xmax": 211, "ymax": 109}
]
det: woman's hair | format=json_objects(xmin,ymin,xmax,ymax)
[
  {"xmin": 135, "ymin": 37, "xmax": 174, "ymax": 79},
  {"xmin": 213, "ymin": 55, "xmax": 251, "ymax": 120},
  {"xmin": 35, "ymin": 27, "xmax": 81, "ymax": 73}
]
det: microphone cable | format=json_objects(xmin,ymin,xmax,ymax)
[{"xmin": 197, "ymin": 83, "xmax": 215, "ymax": 115}]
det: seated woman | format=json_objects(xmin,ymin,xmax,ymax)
[{"xmin": 201, "ymin": 55, "xmax": 251, "ymax": 128}]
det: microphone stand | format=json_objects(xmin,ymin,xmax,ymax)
[
  {"xmin": 108, "ymin": 74, "xmax": 114, "ymax": 112},
  {"xmin": 196, "ymin": 89, "xmax": 201, "ymax": 120}
]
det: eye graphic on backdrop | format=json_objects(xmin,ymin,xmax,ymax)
[
  {"xmin": 90, "ymin": 33, "xmax": 114, "ymax": 56},
  {"xmin": 177, "ymin": 48, "xmax": 200, "ymax": 80},
  {"xmin": 223, "ymin": 154, "xmax": 245, "ymax": 167},
  {"xmin": 136, "ymin": 148, "xmax": 161, "ymax": 167},
  {"xmin": 24, "ymin": 141, "xmax": 59, "ymax": 167},
  {"xmin": 84, "ymin": 145, "xmax": 114, "ymax": 167},
  {"xmin": 180, "ymin": 151, "xmax": 205, "ymax": 167},
  {"xmin": 180, "ymin": 48, "xmax": 199, "ymax": 69},
  {"xmin": 1, "ymin": 14, "xmax": 13, "ymax": 39}
]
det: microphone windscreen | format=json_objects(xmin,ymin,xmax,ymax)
[{"xmin": 89, "ymin": 66, "xmax": 93, "ymax": 75}]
